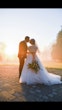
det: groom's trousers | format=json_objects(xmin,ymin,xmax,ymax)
[{"xmin": 19, "ymin": 56, "xmax": 26, "ymax": 78}]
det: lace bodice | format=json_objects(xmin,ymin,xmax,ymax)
[
  {"xmin": 28, "ymin": 45, "xmax": 38, "ymax": 53},
  {"xmin": 28, "ymin": 45, "xmax": 38, "ymax": 60}
]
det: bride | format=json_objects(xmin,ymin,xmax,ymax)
[{"xmin": 19, "ymin": 38, "xmax": 62, "ymax": 85}]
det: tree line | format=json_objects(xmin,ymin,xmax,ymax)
[{"xmin": 51, "ymin": 30, "xmax": 62, "ymax": 62}]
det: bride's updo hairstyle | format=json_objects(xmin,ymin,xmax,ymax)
[{"xmin": 30, "ymin": 39, "xmax": 35, "ymax": 45}]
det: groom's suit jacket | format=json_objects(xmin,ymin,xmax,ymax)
[{"xmin": 18, "ymin": 40, "xmax": 27, "ymax": 59}]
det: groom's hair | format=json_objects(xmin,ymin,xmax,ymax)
[{"xmin": 25, "ymin": 36, "xmax": 30, "ymax": 42}]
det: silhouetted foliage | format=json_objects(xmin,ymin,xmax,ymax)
[{"xmin": 51, "ymin": 30, "xmax": 62, "ymax": 62}]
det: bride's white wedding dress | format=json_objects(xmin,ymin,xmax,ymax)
[{"xmin": 19, "ymin": 45, "xmax": 62, "ymax": 85}]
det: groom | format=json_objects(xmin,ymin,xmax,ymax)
[{"xmin": 18, "ymin": 36, "xmax": 30, "ymax": 78}]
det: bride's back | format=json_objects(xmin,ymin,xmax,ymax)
[
  {"xmin": 28, "ymin": 45, "xmax": 37, "ymax": 53},
  {"xmin": 28, "ymin": 38, "xmax": 38, "ymax": 53}
]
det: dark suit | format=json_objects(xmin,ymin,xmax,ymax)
[{"xmin": 18, "ymin": 40, "xmax": 27, "ymax": 78}]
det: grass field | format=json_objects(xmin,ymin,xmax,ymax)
[
  {"xmin": 42, "ymin": 61, "xmax": 62, "ymax": 69},
  {"xmin": 42, "ymin": 61, "xmax": 62, "ymax": 76}
]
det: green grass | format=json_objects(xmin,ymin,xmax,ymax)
[
  {"xmin": 46, "ymin": 67, "xmax": 62, "ymax": 76},
  {"xmin": 42, "ymin": 61, "xmax": 62, "ymax": 69},
  {"xmin": 42, "ymin": 61, "xmax": 62, "ymax": 76}
]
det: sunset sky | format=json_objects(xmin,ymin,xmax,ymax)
[{"xmin": 0, "ymin": 8, "xmax": 62, "ymax": 56}]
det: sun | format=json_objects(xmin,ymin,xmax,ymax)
[{"xmin": 5, "ymin": 44, "xmax": 17, "ymax": 57}]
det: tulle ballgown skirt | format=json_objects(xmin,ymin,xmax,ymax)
[{"xmin": 19, "ymin": 54, "xmax": 62, "ymax": 85}]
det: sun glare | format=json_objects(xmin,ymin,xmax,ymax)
[{"xmin": 5, "ymin": 45, "xmax": 17, "ymax": 57}]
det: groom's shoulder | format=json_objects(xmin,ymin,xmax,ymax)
[
  {"xmin": 19, "ymin": 40, "xmax": 26, "ymax": 47},
  {"xmin": 19, "ymin": 40, "xmax": 25, "ymax": 44}
]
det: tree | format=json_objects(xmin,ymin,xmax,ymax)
[{"xmin": 51, "ymin": 29, "xmax": 62, "ymax": 62}]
